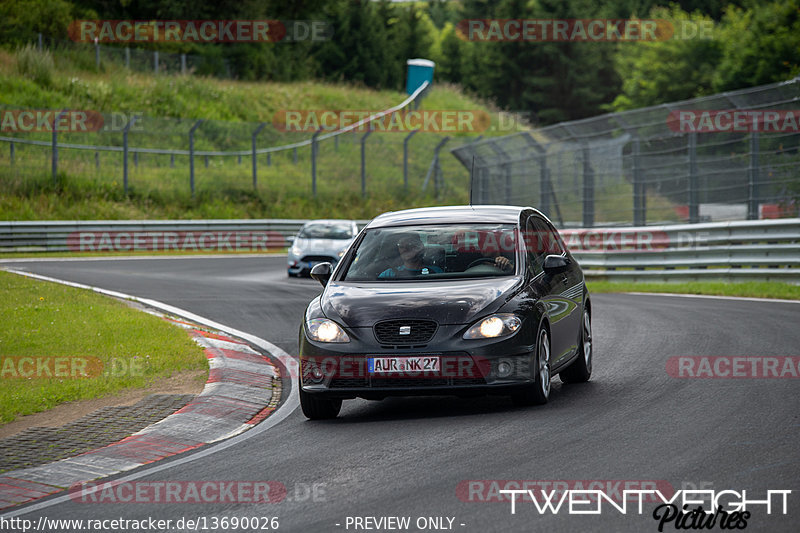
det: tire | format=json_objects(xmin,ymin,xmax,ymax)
[
  {"xmin": 560, "ymin": 306, "xmax": 592, "ymax": 384},
  {"xmin": 299, "ymin": 388, "xmax": 342, "ymax": 420},
  {"xmin": 511, "ymin": 325, "xmax": 551, "ymax": 406}
]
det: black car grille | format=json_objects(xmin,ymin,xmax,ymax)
[
  {"xmin": 373, "ymin": 319, "xmax": 437, "ymax": 345},
  {"xmin": 327, "ymin": 376, "xmax": 487, "ymax": 389}
]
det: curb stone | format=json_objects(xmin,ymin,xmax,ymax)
[{"xmin": 0, "ymin": 314, "xmax": 281, "ymax": 510}]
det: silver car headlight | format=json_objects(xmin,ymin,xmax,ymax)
[
  {"xmin": 306, "ymin": 318, "xmax": 350, "ymax": 343},
  {"xmin": 463, "ymin": 314, "xmax": 521, "ymax": 340}
]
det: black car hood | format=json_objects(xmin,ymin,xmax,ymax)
[{"xmin": 321, "ymin": 277, "xmax": 522, "ymax": 327}]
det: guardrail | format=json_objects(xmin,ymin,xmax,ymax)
[
  {"xmin": 1, "ymin": 218, "xmax": 798, "ymax": 283},
  {"xmin": 565, "ymin": 218, "xmax": 800, "ymax": 283}
]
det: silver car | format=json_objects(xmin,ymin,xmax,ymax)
[{"xmin": 287, "ymin": 220, "xmax": 359, "ymax": 277}]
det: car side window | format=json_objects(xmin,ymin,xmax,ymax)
[
  {"xmin": 533, "ymin": 217, "xmax": 564, "ymax": 256},
  {"xmin": 524, "ymin": 217, "xmax": 544, "ymax": 276}
]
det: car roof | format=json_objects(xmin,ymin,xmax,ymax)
[
  {"xmin": 366, "ymin": 205, "xmax": 539, "ymax": 229},
  {"xmin": 303, "ymin": 219, "xmax": 356, "ymax": 225}
]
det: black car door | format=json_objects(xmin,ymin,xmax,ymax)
[{"xmin": 532, "ymin": 216, "xmax": 582, "ymax": 367}]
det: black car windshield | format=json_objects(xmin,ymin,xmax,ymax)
[
  {"xmin": 299, "ymin": 223, "xmax": 353, "ymax": 239},
  {"xmin": 341, "ymin": 224, "xmax": 518, "ymax": 281}
]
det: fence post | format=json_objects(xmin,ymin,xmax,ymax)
[
  {"xmin": 688, "ymin": 132, "xmax": 698, "ymax": 223},
  {"xmin": 125, "ymin": 47, "xmax": 130, "ymax": 69},
  {"xmin": 38, "ymin": 33, "xmax": 42, "ymax": 51},
  {"xmin": 189, "ymin": 120, "xmax": 204, "ymax": 197},
  {"xmin": 747, "ymin": 131, "xmax": 760, "ymax": 220},
  {"xmin": 267, "ymin": 153, "xmax": 271, "ymax": 166},
  {"xmin": 154, "ymin": 51, "xmax": 159, "ymax": 74},
  {"xmin": 94, "ymin": 38, "xmax": 100, "ymax": 70},
  {"xmin": 292, "ymin": 147, "xmax": 297, "ymax": 164},
  {"xmin": 170, "ymin": 153, "xmax": 174, "ymax": 168},
  {"xmin": 122, "ymin": 116, "xmax": 136, "ymax": 195},
  {"xmin": 134, "ymin": 151, "xmax": 138, "ymax": 167},
  {"xmin": 423, "ymin": 137, "xmax": 450, "ymax": 193},
  {"xmin": 403, "ymin": 130, "xmax": 419, "ymax": 192},
  {"xmin": 204, "ymin": 155, "xmax": 209, "ymax": 168},
  {"xmin": 582, "ymin": 143, "xmax": 594, "ymax": 228},
  {"xmin": 335, "ymin": 134, "xmax": 339, "ymax": 152},
  {"xmin": 95, "ymin": 151, "xmax": 99, "ymax": 170},
  {"xmin": 9, "ymin": 142, "xmax": 14, "ymax": 165},
  {"xmin": 238, "ymin": 154, "xmax": 241, "ymax": 164},
  {"xmin": 360, "ymin": 129, "xmax": 373, "ymax": 198},
  {"xmin": 539, "ymin": 157, "xmax": 550, "ymax": 216},
  {"xmin": 52, "ymin": 109, "xmax": 66, "ymax": 185},
  {"xmin": 251, "ymin": 122, "xmax": 267, "ymax": 189},
  {"xmin": 632, "ymin": 137, "xmax": 646, "ymax": 226},
  {"xmin": 181, "ymin": 54, "xmax": 186, "ymax": 75},
  {"xmin": 311, "ymin": 129, "xmax": 322, "ymax": 196}
]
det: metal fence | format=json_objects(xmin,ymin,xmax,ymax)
[
  {"xmin": 452, "ymin": 77, "xmax": 800, "ymax": 227},
  {"xmin": 21, "ymin": 32, "xmax": 233, "ymax": 78},
  {"xmin": 0, "ymin": 80, "xmax": 479, "ymax": 200},
  {"xmin": 2, "ymin": 218, "xmax": 798, "ymax": 284}
]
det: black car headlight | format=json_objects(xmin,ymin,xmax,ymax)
[
  {"xmin": 463, "ymin": 314, "xmax": 521, "ymax": 340},
  {"xmin": 306, "ymin": 318, "xmax": 350, "ymax": 343}
]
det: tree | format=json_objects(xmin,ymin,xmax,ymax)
[
  {"xmin": 609, "ymin": 6, "xmax": 721, "ymax": 111},
  {"xmin": 712, "ymin": 0, "xmax": 800, "ymax": 92}
]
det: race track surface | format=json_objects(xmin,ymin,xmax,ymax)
[{"xmin": 2, "ymin": 256, "xmax": 799, "ymax": 532}]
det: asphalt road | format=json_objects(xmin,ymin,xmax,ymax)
[{"xmin": 2, "ymin": 256, "xmax": 799, "ymax": 532}]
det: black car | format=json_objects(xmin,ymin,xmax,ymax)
[{"xmin": 298, "ymin": 205, "xmax": 592, "ymax": 419}]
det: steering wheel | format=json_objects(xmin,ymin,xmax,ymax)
[{"xmin": 466, "ymin": 257, "xmax": 499, "ymax": 270}]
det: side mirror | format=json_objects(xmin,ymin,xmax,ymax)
[
  {"xmin": 543, "ymin": 254, "xmax": 568, "ymax": 273},
  {"xmin": 310, "ymin": 262, "xmax": 333, "ymax": 287},
  {"xmin": 286, "ymin": 235, "xmax": 296, "ymax": 245}
]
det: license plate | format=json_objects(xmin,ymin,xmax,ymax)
[{"xmin": 368, "ymin": 356, "xmax": 440, "ymax": 374}]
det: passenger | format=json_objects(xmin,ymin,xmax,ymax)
[{"xmin": 379, "ymin": 233, "xmax": 443, "ymax": 278}]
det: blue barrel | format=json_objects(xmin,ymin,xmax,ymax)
[{"xmin": 406, "ymin": 59, "xmax": 435, "ymax": 95}]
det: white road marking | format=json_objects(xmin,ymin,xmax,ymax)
[
  {"xmin": 0, "ymin": 269, "xmax": 300, "ymax": 518},
  {"xmin": 623, "ymin": 291, "xmax": 800, "ymax": 304}
]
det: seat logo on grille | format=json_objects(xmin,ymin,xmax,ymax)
[{"xmin": 399, "ymin": 326, "xmax": 411, "ymax": 335}]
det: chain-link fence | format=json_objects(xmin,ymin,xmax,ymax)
[
  {"xmin": 452, "ymin": 78, "xmax": 800, "ymax": 227},
  {"xmin": 0, "ymin": 81, "xmax": 483, "ymax": 204},
  {"xmin": 17, "ymin": 31, "xmax": 233, "ymax": 78}
]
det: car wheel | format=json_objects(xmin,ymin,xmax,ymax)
[
  {"xmin": 511, "ymin": 325, "xmax": 550, "ymax": 406},
  {"xmin": 560, "ymin": 306, "xmax": 592, "ymax": 383},
  {"xmin": 299, "ymin": 387, "xmax": 342, "ymax": 420}
]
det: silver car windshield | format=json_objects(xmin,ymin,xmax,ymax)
[
  {"xmin": 341, "ymin": 224, "xmax": 518, "ymax": 281},
  {"xmin": 299, "ymin": 223, "xmax": 353, "ymax": 239}
]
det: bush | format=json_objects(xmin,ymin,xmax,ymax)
[{"xmin": 16, "ymin": 43, "xmax": 54, "ymax": 87}]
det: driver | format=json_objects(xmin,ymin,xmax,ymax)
[
  {"xmin": 480, "ymin": 247, "xmax": 514, "ymax": 271},
  {"xmin": 379, "ymin": 233, "xmax": 443, "ymax": 278}
]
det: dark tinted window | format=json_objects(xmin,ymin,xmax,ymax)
[
  {"xmin": 299, "ymin": 222, "xmax": 354, "ymax": 239},
  {"xmin": 341, "ymin": 224, "xmax": 518, "ymax": 281}
]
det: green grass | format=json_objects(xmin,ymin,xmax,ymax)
[
  {"xmin": 0, "ymin": 46, "xmax": 683, "ymax": 223},
  {"xmin": 587, "ymin": 280, "xmax": 800, "ymax": 300},
  {"xmin": 0, "ymin": 270, "xmax": 208, "ymax": 425}
]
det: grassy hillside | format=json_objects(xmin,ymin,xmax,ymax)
[{"xmin": 0, "ymin": 46, "xmax": 676, "ymax": 222}]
